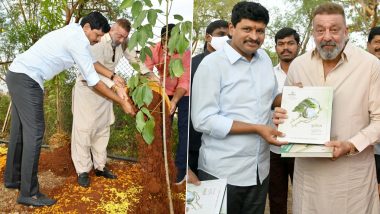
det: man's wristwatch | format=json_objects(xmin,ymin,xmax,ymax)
[{"xmin": 110, "ymin": 73, "xmax": 116, "ymax": 80}]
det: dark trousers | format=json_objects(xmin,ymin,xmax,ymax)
[
  {"xmin": 187, "ymin": 149, "xmax": 199, "ymax": 176},
  {"xmin": 4, "ymin": 71, "xmax": 44, "ymax": 197},
  {"xmin": 268, "ymin": 151, "xmax": 294, "ymax": 214},
  {"xmin": 375, "ymin": 154, "xmax": 380, "ymax": 183},
  {"xmin": 174, "ymin": 96, "xmax": 189, "ymax": 181},
  {"xmin": 198, "ymin": 170, "xmax": 268, "ymax": 214}
]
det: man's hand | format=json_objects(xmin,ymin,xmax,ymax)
[
  {"xmin": 187, "ymin": 169, "xmax": 201, "ymax": 186},
  {"xmin": 120, "ymin": 98, "xmax": 136, "ymax": 116},
  {"xmin": 273, "ymin": 107, "xmax": 288, "ymax": 126},
  {"xmin": 113, "ymin": 74, "xmax": 125, "ymax": 87},
  {"xmin": 114, "ymin": 85, "xmax": 127, "ymax": 100},
  {"xmin": 169, "ymin": 100, "xmax": 177, "ymax": 115},
  {"xmin": 325, "ymin": 141, "xmax": 355, "ymax": 160},
  {"xmin": 256, "ymin": 125, "xmax": 287, "ymax": 146}
]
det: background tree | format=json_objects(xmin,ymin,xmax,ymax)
[
  {"xmin": 0, "ymin": 0, "xmax": 126, "ymax": 140},
  {"xmin": 192, "ymin": 0, "xmax": 239, "ymax": 53}
]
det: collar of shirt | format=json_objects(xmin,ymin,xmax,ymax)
[
  {"xmin": 103, "ymin": 33, "xmax": 112, "ymax": 44},
  {"xmin": 274, "ymin": 63, "xmax": 286, "ymax": 75},
  {"xmin": 224, "ymin": 40, "xmax": 261, "ymax": 64}
]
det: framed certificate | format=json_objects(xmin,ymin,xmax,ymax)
[{"xmin": 277, "ymin": 86, "xmax": 333, "ymax": 144}]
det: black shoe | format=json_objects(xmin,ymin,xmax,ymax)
[
  {"xmin": 77, "ymin": 172, "xmax": 90, "ymax": 187},
  {"xmin": 95, "ymin": 167, "xmax": 117, "ymax": 179},
  {"xmin": 17, "ymin": 194, "xmax": 56, "ymax": 207},
  {"xmin": 4, "ymin": 182, "xmax": 20, "ymax": 189}
]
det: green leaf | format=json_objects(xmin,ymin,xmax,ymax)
[
  {"xmin": 142, "ymin": 84, "xmax": 153, "ymax": 106},
  {"xmin": 127, "ymin": 75, "xmax": 139, "ymax": 91},
  {"xmin": 147, "ymin": 10, "xmax": 158, "ymax": 26},
  {"xmin": 141, "ymin": 107, "xmax": 153, "ymax": 119},
  {"xmin": 176, "ymin": 34, "xmax": 189, "ymax": 54},
  {"xmin": 143, "ymin": 0, "xmax": 153, "ymax": 7},
  {"xmin": 142, "ymin": 118, "xmax": 155, "ymax": 144},
  {"xmin": 136, "ymin": 86, "xmax": 145, "ymax": 108},
  {"xmin": 144, "ymin": 45, "xmax": 153, "ymax": 58},
  {"xmin": 173, "ymin": 14, "xmax": 183, "ymax": 21},
  {"xmin": 181, "ymin": 21, "xmax": 193, "ymax": 35},
  {"xmin": 136, "ymin": 110, "xmax": 146, "ymax": 132},
  {"xmin": 167, "ymin": 32, "xmax": 178, "ymax": 54},
  {"xmin": 154, "ymin": 9, "xmax": 164, "ymax": 14},
  {"xmin": 131, "ymin": 1, "xmax": 143, "ymax": 18},
  {"xmin": 169, "ymin": 58, "xmax": 184, "ymax": 78},
  {"xmin": 140, "ymin": 76, "xmax": 149, "ymax": 84},
  {"xmin": 131, "ymin": 62, "xmax": 140, "ymax": 72},
  {"xmin": 144, "ymin": 24, "xmax": 154, "ymax": 38},
  {"xmin": 120, "ymin": 0, "xmax": 134, "ymax": 9},
  {"xmin": 139, "ymin": 47, "xmax": 147, "ymax": 63},
  {"xmin": 157, "ymin": 0, "xmax": 162, "ymax": 5},
  {"xmin": 132, "ymin": 10, "xmax": 147, "ymax": 29},
  {"xmin": 138, "ymin": 26, "xmax": 148, "ymax": 47},
  {"xmin": 128, "ymin": 31, "xmax": 139, "ymax": 51}
]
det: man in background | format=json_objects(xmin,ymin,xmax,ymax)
[
  {"xmin": 145, "ymin": 24, "xmax": 191, "ymax": 184},
  {"xmin": 269, "ymin": 27, "xmax": 300, "ymax": 214},
  {"xmin": 367, "ymin": 26, "xmax": 380, "ymax": 197},
  {"xmin": 188, "ymin": 19, "xmax": 228, "ymax": 179}
]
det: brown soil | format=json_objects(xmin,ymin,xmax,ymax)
[
  {"xmin": 0, "ymin": 89, "xmax": 185, "ymax": 213},
  {"xmin": 135, "ymin": 89, "xmax": 185, "ymax": 214}
]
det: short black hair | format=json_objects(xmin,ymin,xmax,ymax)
[
  {"xmin": 275, "ymin": 27, "xmax": 300, "ymax": 44},
  {"xmin": 368, "ymin": 26, "xmax": 380, "ymax": 43},
  {"xmin": 206, "ymin": 20, "xmax": 228, "ymax": 35},
  {"xmin": 80, "ymin": 11, "xmax": 110, "ymax": 33},
  {"xmin": 161, "ymin": 24, "xmax": 176, "ymax": 37},
  {"xmin": 231, "ymin": 1, "xmax": 269, "ymax": 27}
]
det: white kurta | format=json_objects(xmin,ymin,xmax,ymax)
[{"xmin": 286, "ymin": 42, "xmax": 380, "ymax": 214}]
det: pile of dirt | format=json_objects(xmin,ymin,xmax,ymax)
[
  {"xmin": 135, "ymin": 89, "xmax": 185, "ymax": 214},
  {"xmin": 38, "ymin": 143, "xmax": 76, "ymax": 177}
]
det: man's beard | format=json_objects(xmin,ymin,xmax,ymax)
[
  {"xmin": 111, "ymin": 40, "xmax": 120, "ymax": 48},
  {"xmin": 316, "ymin": 40, "xmax": 345, "ymax": 60}
]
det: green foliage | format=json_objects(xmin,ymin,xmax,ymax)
[
  {"xmin": 121, "ymin": 0, "xmax": 191, "ymax": 145},
  {"xmin": 192, "ymin": 0, "xmax": 240, "ymax": 53},
  {"xmin": 0, "ymin": 94, "xmax": 10, "ymax": 133}
]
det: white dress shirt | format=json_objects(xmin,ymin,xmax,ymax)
[
  {"xmin": 192, "ymin": 41, "xmax": 278, "ymax": 186},
  {"xmin": 9, "ymin": 23, "xmax": 100, "ymax": 90}
]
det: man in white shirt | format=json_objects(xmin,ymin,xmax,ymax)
[
  {"xmin": 4, "ymin": 12, "xmax": 135, "ymax": 207},
  {"xmin": 268, "ymin": 27, "xmax": 300, "ymax": 214},
  {"xmin": 367, "ymin": 26, "xmax": 380, "ymax": 197}
]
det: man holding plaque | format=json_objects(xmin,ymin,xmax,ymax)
[
  {"xmin": 274, "ymin": 3, "xmax": 380, "ymax": 213},
  {"xmin": 192, "ymin": 2, "xmax": 286, "ymax": 213}
]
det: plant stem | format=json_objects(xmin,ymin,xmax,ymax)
[{"xmin": 162, "ymin": 0, "xmax": 174, "ymax": 213}]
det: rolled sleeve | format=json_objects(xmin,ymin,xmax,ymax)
[
  {"xmin": 99, "ymin": 74, "xmax": 114, "ymax": 88},
  {"xmin": 67, "ymin": 41, "xmax": 100, "ymax": 86},
  {"xmin": 349, "ymin": 60, "xmax": 380, "ymax": 152},
  {"xmin": 191, "ymin": 60, "xmax": 232, "ymax": 139}
]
